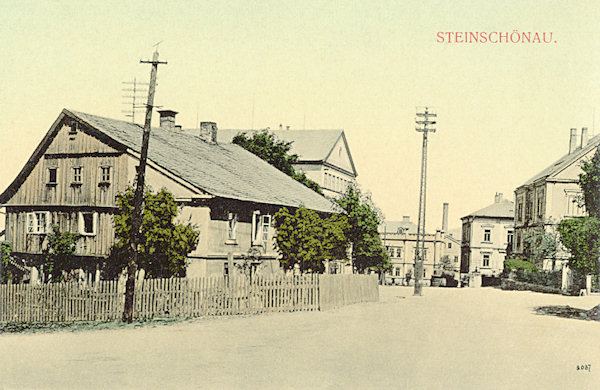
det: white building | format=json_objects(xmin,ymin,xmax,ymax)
[
  {"xmin": 461, "ymin": 194, "xmax": 514, "ymax": 276},
  {"xmin": 217, "ymin": 129, "xmax": 358, "ymax": 198},
  {"xmin": 514, "ymin": 127, "xmax": 600, "ymax": 270}
]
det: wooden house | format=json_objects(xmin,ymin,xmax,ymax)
[{"xmin": 0, "ymin": 109, "xmax": 340, "ymax": 280}]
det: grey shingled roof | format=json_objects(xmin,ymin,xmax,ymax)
[
  {"xmin": 68, "ymin": 110, "xmax": 340, "ymax": 214},
  {"xmin": 216, "ymin": 129, "xmax": 343, "ymax": 162},
  {"xmin": 378, "ymin": 220, "xmax": 418, "ymax": 235},
  {"xmin": 463, "ymin": 199, "xmax": 514, "ymax": 219},
  {"xmin": 521, "ymin": 133, "xmax": 600, "ymax": 186}
]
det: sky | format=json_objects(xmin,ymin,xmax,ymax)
[{"xmin": 1, "ymin": 0, "xmax": 600, "ymax": 232}]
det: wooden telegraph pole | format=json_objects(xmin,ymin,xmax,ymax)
[
  {"xmin": 413, "ymin": 107, "xmax": 436, "ymax": 296},
  {"xmin": 122, "ymin": 48, "xmax": 167, "ymax": 323}
]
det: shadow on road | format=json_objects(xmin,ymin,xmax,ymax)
[{"xmin": 533, "ymin": 305, "xmax": 600, "ymax": 322}]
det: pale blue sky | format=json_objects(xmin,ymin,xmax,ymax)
[{"xmin": 2, "ymin": 1, "xmax": 600, "ymax": 230}]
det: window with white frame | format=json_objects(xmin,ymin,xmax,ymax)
[
  {"xmin": 227, "ymin": 213, "xmax": 238, "ymax": 241},
  {"xmin": 72, "ymin": 167, "xmax": 82, "ymax": 183},
  {"xmin": 27, "ymin": 211, "xmax": 51, "ymax": 234},
  {"xmin": 483, "ymin": 253, "xmax": 490, "ymax": 267},
  {"xmin": 78, "ymin": 212, "xmax": 97, "ymax": 235},
  {"xmin": 252, "ymin": 212, "xmax": 271, "ymax": 245},
  {"xmin": 394, "ymin": 267, "xmax": 401, "ymax": 276}
]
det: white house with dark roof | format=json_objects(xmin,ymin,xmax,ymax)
[
  {"xmin": 216, "ymin": 129, "xmax": 358, "ymax": 198},
  {"xmin": 0, "ymin": 109, "xmax": 341, "ymax": 280},
  {"xmin": 461, "ymin": 193, "xmax": 514, "ymax": 276},
  {"xmin": 513, "ymin": 127, "xmax": 600, "ymax": 270}
]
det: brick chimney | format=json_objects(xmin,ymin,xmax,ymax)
[
  {"xmin": 442, "ymin": 203, "xmax": 449, "ymax": 232},
  {"xmin": 581, "ymin": 127, "xmax": 589, "ymax": 148},
  {"xmin": 494, "ymin": 192, "xmax": 503, "ymax": 203},
  {"xmin": 200, "ymin": 121, "xmax": 218, "ymax": 144},
  {"xmin": 158, "ymin": 110, "xmax": 178, "ymax": 131},
  {"xmin": 569, "ymin": 128, "xmax": 578, "ymax": 154}
]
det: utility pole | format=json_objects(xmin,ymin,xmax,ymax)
[
  {"xmin": 122, "ymin": 48, "xmax": 167, "ymax": 323},
  {"xmin": 413, "ymin": 107, "xmax": 436, "ymax": 296}
]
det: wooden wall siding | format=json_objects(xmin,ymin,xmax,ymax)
[
  {"xmin": 0, "ymin": 274, "xmax": 378, "ymax": 323},
  {"xmin": 5, "ymin": 209, "xmax": 115, "ymax": 257},
  {"xmin": 6, "ymin": 123, "xmax": 129, "ymax": 207}
]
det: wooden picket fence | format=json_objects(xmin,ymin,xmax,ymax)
[{"xmin": 0, "ymin": 274, "xmax": 378, "ymax": 324}]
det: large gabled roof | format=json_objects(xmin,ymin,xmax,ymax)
[
  {"xmin": 462, "ymin": 199, "xmax": 514, "ymax": 219},
  {"xmin": 0, "ymin": 110, "xmax": 341, "ymax": 214},
  {"xmin": 520, "ymin": 133, "xmax": 600, "ymax": 187},
  {"xmin": 215, "ymin": 129, "xmax": 358, "ymax": 176}
]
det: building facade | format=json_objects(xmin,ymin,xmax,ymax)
[
  {"xmin": 461, "ymin": 193, "xmax": 514, "ymax": 277},
  {"xmin": 217, "ymin": 129, "xmax": 358, "ymax": 198},
  {"xmin": 0, "ymin": 109, "xmax": 340, "ymax": 281},
  {"xmin": 513, "ymin": 128, "xmax": 600, "ymax": 270}
]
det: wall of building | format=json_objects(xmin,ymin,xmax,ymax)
[
  {"xmin": 381, "ymin": 231, "xmax": 444, "ymax": 283},
  {"xmin": 462, "ymin": 216, "xmax": 513, "ymax": 276}
]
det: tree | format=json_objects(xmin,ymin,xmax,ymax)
[
  {"xmin": 522, "ymin": 229, "xmax": 557, "ymax": 267},
  {"xmin": 104, "ymin": 187, "xmax": 199, "ymax": 279},
  {"xmin": 233, "ymin": 130, "xmax": 323, "ymax": 195},
  {"xmin": 273, "ymin": 207, "xmax": 349, "ymax": 273},
  {"xmin": 558, "ymin": 217, "xmax": 600, "ymax": 276},
  {"xmin": 579, "ymin": 147, "xmax": 600, "ymax": 218},
  {"xmin": 336, "ymin": 186, "xmax": 391, "ymax": 274},
  {"xmin": 43, "ymin": 225, "xmax": 81, "ymax": 282},
  {"xmin": 1, "ymin": 241, "xmax": 14, "ymax": 283}
]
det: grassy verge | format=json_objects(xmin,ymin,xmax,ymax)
[{"xmin": 0, "ymin": 317, "xmax": 187, "ymax": 334}]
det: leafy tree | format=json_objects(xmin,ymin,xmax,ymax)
[
  {"xmin": 579, "ymin": 147, "xmax": 600, "ymax": 218},
  {"xmin": 233, "ymin": 130, "xmax": 323, "ymax": 195},
  {"xmin": 1, "ymin": 241, "xmax": 15, "ymax": 283},
  {"xmin": 105, "ymin": 187, "xmax": 199, "ymax": 279},
  {"xmin": 558, "ymin": 217, "xmax": 600, "ymax": 276},
  {"xmin": 43, "ymin": 225, "xmax": 81, "ymax": 282},
  {"xmin": 336, "ymin": 186, "xmax": 391, "ymax": 273},
  {"xmin": 273, "ymin": 207, "xmax": 349, "ymax": 273},
  {"xmin": 522, "ymin": 229, "xmax": 557, "ymax": 266}
]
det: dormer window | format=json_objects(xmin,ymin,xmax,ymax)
[
  {"xmin": 72, "ymin": 167, "xmax": 82, "ymax": 185},
  {"xmin": 47, "ymin": 168, "xmax": 57, "ymax": 186}
]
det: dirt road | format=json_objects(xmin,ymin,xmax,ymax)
[{"xmin": 1, "ymin": 287, "xmax": 599, "ymax": 389}]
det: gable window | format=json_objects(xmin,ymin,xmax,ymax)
[
  {"xmin": 27, "ymin": 212, "xmax": 51, "ymax": 234},
  {"xmin": 47, "ymin": 168, "xmax": 58, "ymax": 185},
  {"xmin": 483, "ymin": 254, "xmax": 490, "ymax": 267},
  {"xmin": 72, "ymin": 167, "xmax": 82, "ymax": 184},
  {"xmin": 78, "ymin": 212, "xmax": 97, "ymax": 235},
  {"xmin": 483, "ymin": 229, "xmax": 491, "ymax": 242},
  {"xmin": 448, "ymin": 242, "xmax": 452, "ymax": 249},
  {"xmin": 227, "ymin": 213, "xmax": 238, "ymax": 241},
  {"xmin": 100, "ymin": 166, "xmax": 111, "ymax": 183}
]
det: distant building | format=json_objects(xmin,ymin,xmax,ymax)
[
  {"xmin": 513, "ymin": 128, "xmax": 600, "ymax": 270},
  {"xmin": 217, "ymin": 129, "xmax": 358, "ymax": 198},
  {"xmin": 380, "ymin": 204, "xmax": 459, "ymax": 284},
  {"xmin": 461, "ymin": 193, "xmax": 514, "ymax": 276}
]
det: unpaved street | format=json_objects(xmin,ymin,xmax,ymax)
[{"xmin": 1, "ymin": 287, "xmax": 599, "ymax": 389}]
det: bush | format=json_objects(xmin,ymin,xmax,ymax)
[{"xmin": 504, "ymin": 258, "xmax": 538, "ymax": 273}]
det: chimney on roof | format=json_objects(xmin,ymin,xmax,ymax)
[
  {"xmin": 442, "ymin": 203, "xmax": 449, "ymax": 232},
  {"xmin": 569, "ymin": 128, "xmax": 578, "ymax": 154},
  {"xmin": 494, "ymin": 193, "xmax": 503, "ymax": 203},
  {"xmin": 402, "ymin": 216, "xmax": 410, "ymax": 222},
  {"xmin": 200, "ymin": 121, "xmax": 218, "ymax": 144},
  {"xmin": 581, "ymin": 127, "xmax": 589, "ymax": 148},
  {"xmin": 158, "ymin": 110, "xmax": 178, "ymax": 131}
]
